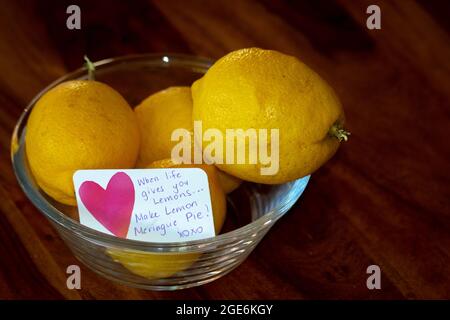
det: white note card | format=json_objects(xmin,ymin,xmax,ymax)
[{"xmin": 73, "ymin": 168, "xmax": 216, "ymax": 242}]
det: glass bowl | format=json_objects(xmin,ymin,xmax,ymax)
[{"xmin": 11, "ymin": 54, "xmax": 310, "ymax": 290}]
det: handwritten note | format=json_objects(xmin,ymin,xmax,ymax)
[{"xmin": 73, "ymin": 168, "xmax": 215, "ymax": 242}]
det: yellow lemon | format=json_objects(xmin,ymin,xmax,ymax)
[
  {"xmin": 192, "ymin": 48, "xmax": 349, "ymax": 184},
  {"xmin": 135, "ymin": 87, "xmax": 193, "ymax": 167},
  {"xmin": 135, "ymin": 86, "xmax": 242, "ymax": 193},
  {"xmin": 108, "ymin": 159, "xmax": 227, "ymax": 279},
  {"xmin": 107, "ymin": 249, "xmax": 199, "ymax": 280},
  {"xmin": 216, "ymin": 169, "xmax": 242, "ymax": 193},
  {"xmin": 26, "ymin": 80, "xmax": 140, "ymax": 205}
]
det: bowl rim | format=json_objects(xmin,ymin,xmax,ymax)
[{"xmin": 10, "ymin": 53, "xmax": 310, "ymax": 252}]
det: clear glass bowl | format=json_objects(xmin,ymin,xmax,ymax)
[{"xmin": 11, "ymin": 54, "xmax": 310, "ymax": 290}]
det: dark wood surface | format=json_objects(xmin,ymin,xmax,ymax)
[{"xmin": 0, "ymin": 0, "xmax": 449, "ymax": 299}]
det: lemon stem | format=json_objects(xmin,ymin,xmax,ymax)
[
  {"xmin": 329, "ymin": 123, "xmax": 350, "ymax": 142},
  {"xmin": 84, "ymin": 55, "xmax": 95, "ymax": 80}
]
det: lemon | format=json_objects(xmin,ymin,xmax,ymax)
[
  {"xmin": 135, "ymin": 87, "xmax": 193, "ymax": 167},
  {"xmin": 217, "ymin": 169, "xmax": 242, "ymax": 193},
  {"xmin": 135, "ymin": 86, "xmax": 242, "ymax": 193},
  {"xmin": 108, "ymin": 159, "xmax": 227, "ymax": 279},
  {"xmin": 107, "ymin": 249, "xmax": 199, "ymax": 280},
  {"xmin": 25, "ymin": 80, "xmax": 140, "ymax": 205},
  {"xmin": 192, "ymin": 48, "xmax": 348, "ymax": 184}
]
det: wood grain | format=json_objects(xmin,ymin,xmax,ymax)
[{"xmin": 0, "ymin": 0, "xmax": 449, "ymax": 299}]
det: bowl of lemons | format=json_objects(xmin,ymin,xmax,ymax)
[{"xmin": 11, "ymin": 50, "xmax": 347, "ymax": 290}]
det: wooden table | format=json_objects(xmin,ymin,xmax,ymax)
[{"xmin": 0, "ymin": 0, "xmax": 449, "ymax": 299}]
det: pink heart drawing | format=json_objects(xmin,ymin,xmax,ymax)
[{"xmin": 79, "ymin": 172, "xmax": 134, "ymax": 238}]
